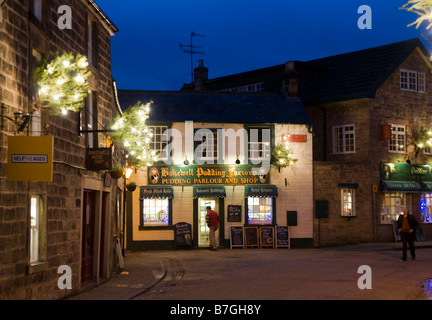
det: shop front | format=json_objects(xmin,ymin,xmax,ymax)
[
  {"xmin": 379, "ymin": 163, "xmax": 432, "ymax": 240},
  {"xmin": 125, "ymin": 159, "xmax": 313, "ymax": 250}
]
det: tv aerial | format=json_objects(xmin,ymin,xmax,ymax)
[{"xmin": 179, "ymin": 32, "xmax": 205, "ymax": 83}]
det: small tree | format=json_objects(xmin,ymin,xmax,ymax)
[{"xmin": 107, "ymin": 101, "xmax": 158, "ymax": 169}]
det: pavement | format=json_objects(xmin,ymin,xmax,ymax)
[{"xmin": 67, "ymin": 241, "xmax": 432, "ymax": 301}]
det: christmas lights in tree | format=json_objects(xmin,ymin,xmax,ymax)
[
  {"xmin": 33, "ymin": 51, "xmax": 91, "ymax": 115},
  {"xmin": 108, "ymin": 101, "xmax": 158, "ymax": 169}
]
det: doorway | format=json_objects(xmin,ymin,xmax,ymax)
[
  {"xmin": 198, "ymin": 199, "xmax": 218, "ymax": 247},
  {"xmin": 81, "ymin": 190, "xmax": 96, "ymax": 285}
]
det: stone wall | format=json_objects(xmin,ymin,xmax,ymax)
[
  {"xmin": 0, "ymin": 0, "xmax": 119, "ymax": 299},
  {"xmin": 309, "ymin": 48, "xmax": 432, "ymax": 246}
]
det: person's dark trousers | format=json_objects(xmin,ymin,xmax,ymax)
[{"xmin": 400, "ymin": 232, "xmax": 416, "ymax": 260}]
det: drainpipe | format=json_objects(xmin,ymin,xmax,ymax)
[{"xmin": 317, "ymin": 105, "xmax": 327, "ymax": 161}]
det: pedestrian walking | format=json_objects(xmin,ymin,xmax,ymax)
[
  {"xmin": 206, "ymin": 206, "xmax": 219, "ymax": 251},
  {"xmin": 397, "ymin": 206, "xmax": 419, "ymax": 261}
]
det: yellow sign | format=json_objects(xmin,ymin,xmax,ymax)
[{"xmin": 7, "ymin": 136, "xmax": 54, "ymax": 182}]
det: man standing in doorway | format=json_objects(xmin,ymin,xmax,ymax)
[
  {"xmin": 397, "ymin": 206, "xmax": 419, "ymax": 261},
  {"xmin": 206, "ymin": 206, "xmax": 219, "ymax": 251}
]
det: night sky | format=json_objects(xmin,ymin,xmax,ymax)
[{"xmin": 97, "ymin": 0, "xmax": 431, "ymax": 91}]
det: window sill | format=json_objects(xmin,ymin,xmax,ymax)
[
  {"xmin": 341, "ymin": 215, "xmax": 357, "ymax": 221},
  {"xmin": 139, "ymin": 225, "xmax": 172, "ymax": 231},
  {"xmin": 28, "ymin": 261, "xmax": 48, "ymax": 274}
]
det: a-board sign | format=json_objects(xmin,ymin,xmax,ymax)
[
  {"xmin": 260, "ymin": 226, "xmax": 274, "ymax": 248},
  {"xmin": 227, "ymin": 205, "xmax": 242, "ymax": 222},
  {"xmin": 244, "ymin": 227, "xmax": 259, "ymax": 248},
  {"xmin": 276, "ymin": 226, "xmax": 290, "ymax": 249},
  {"xmin": 392, "ymin": 220, "xmax": 400, "ymax": 242},
  {"xmin": 230, "ymin": 226, "xmax": 244, "ymax": 249},
  {"xmin": 174, "ymin": 222, "xmax": 192, "ymax": 249}
]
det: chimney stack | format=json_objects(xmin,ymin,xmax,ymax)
[
  {"xmin": 284, "ymin": 61, "xmax": 298, "ymax": 98},
  {"xmin": 194, "ymin": 59, "xmax": 208, "ymax": 92}
]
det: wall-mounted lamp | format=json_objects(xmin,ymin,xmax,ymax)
[
  {"xmin": 184, "ymin": 157, "xmax": 190, "ymax": 165},
  {"xmin": 125, "ymin": 167, "xmax": 134, "ymax": 179},
  {"xmin": 1, "ymin": 103, "xmax": 31, "ymax": 133},
  {"xmin": 235, "ymin": 155, "xmax": 240, "ymax": 164}
]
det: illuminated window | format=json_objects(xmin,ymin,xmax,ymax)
[
  {"xmin": 381, "ymin": 193, "xmax": 407, "ymax": 224},
  {"xmin": 333, "ymin": 125, "xmax": 355, "ymax": 154},
  {"xmin": 194, "ymin": 129, "xmax": 219, "ymax": 163},
  {"xmin": 142, "ymin": 198, "xmax": 169, "ymax": 226},
  {"xmin": 341, "ymin": 189, "xmax": 356, "ymax": 216},
  {"xmin": 247, "ymin": 197, "xmax": 273, "ymax": 224},
  {"xmin": 389, "ymin": 125, "xmax": 406, "ymax": 153},
  {"xmin": 420, "ymin": 194, "xmax": 432, "ymax": 223},
  {"xmin": 30, "ymin": 195, "xmax": 46, "ymax": 264}
]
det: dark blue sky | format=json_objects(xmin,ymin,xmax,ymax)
[{"xmin": 97, "ymin": 0, "xmax": 431, "ymax": 91}]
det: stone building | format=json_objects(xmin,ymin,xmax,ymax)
[
  {"xmin": 181, "ymin": 39, "xmax": 432, "ymax": 246},
  {"xmin": 118, "ymin": 90, "xmax": 314, "ymax": 250},
  {"xmin": 0, "ymin": 1, "xmax": 121, "ymax": 299}
]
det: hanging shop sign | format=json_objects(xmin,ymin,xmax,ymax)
[
  {"xmin": 381, "ymin": 163, "xmax": 432, "ymax": 181},
  {"xmin": 86, "ymin": 148, "xmax": 112, "ymax": 171},
  {"xmin": 147, "ymin": 165, "xmax": 269, "ymax": 186},
  {"xmin": 380, "ymin": 163, "xmax": 432, "ymax": 193},
  {"xmin": 7, "ymin": 136, "xmax": 54, "ymax": 182}
]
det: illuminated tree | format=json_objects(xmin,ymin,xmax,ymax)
[
  {"xmin": 401, "ymin": 0, "xmax": 432, "ymax": 29},
  {"xmin": 108, "ymin": 101, "xmax": 158, "ymax": 169},
  {"xmin": 33, "ymin": 51, "xmax": 91, "ymax": 115}
]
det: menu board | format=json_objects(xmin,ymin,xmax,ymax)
[
  {"xmin": 276, "ymin": 226, "xmax": 290, "ymax": 249},
  {"xmin": 260, "ymin": 226, "xmax": 274, "ymax": 248},
  {"xmin": 174, "ymin": 222, "xmax": 192, "ymax": 249},
  {"xmin": 244, "ymin": 227, "xmax": 259, "ymax": 248},
  {"xmin": 230, "ymin": 226, "xmax": 244, "ymax": 249},
  {"xmin": 227, "ymin": 205, "xmax": 242, "ymax": 222}
]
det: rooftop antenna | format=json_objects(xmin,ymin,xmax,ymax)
[{"xmin": 179, "ymin": 32, "xmax": 205, "ymax": 83}]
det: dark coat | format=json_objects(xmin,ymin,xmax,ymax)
[{"xmin": 397, "ymin": 214, "xmax": 419, "ymax": 233}]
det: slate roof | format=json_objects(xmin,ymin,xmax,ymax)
[
  {"xmin": 181, "ymin": 38, "xmax": 431, "ymax": 105},
  {"xmin": 300, "ymin": 38, "xmax": 431, "ymax": 104},
  {"xmin": 117, "ymin": 90, "xmax": 311, "ymax": 125}
]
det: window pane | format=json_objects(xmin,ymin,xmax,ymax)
[
  {"xmin": 143, "ymin": 198, "xmax": 169, "ymax": 225},
  {"xmin": 247, "ymin": 197, "xmax": 273, "ymax": 224}
]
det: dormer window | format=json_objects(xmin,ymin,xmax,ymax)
[{"xmin": 400, "ymin": 69, "xmax": 426, "ymax": 92}]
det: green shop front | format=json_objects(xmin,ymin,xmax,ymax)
[
  {"xmin": 126, "ymin": 164, "xmax": 287, "ymax": 250},
  {"xmin": 379, "ymin": 163, "xmax": 432, "ymax": 240}
]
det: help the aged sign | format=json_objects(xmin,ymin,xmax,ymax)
[{"xmin": 7, "ymin": 136, "xmax": 54, "ymax": 182}]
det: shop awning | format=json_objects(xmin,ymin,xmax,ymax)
[
  {"xmin": 380, "ymin": 180, "xmax": 421, "ymax": 193},
  {"xmin": 245, "ymin": 185, "xmax": 278, "ymax": 198},
  {"xmin": 140, "ymin": 186, "xmax": 174, "ymax": 199},
  {"xmin": 193, "ymin": 185, "xmax": 226, "ymax": 198},
  {"xmin": 421, "ymin": 181, "xmax": 432, "ymax": 192}
]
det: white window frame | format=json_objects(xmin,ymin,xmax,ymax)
[
  {"xmin": 30, "ymin": 195, "xmax": 46, "ymax": 264},
  {"xmin": 389, "ymin": 124, "xmax": 406, "ymax": 153},
  {"xmin": 380, "ymin": 193, "xmax": 407, "ymax": 224},
  {"xmin": 142, "ymin": 198, "xmax": 170, "ymax": 226},
  {"xmin": 148, "ymin": 125, "xmax": 169, "ymax": 161},
  {"xmin": 333, "ymin": 124, "xmax": 355, "ymax": 154},
  {"xmin": 341, "ymin": 189, "xmax": 356, "ymax": 217},
  {"xmin": 248, "ymin": 127, "xmax": 271, "ymax": 161},
  {"xmin": 400, "ymin": 69, "xmax": 426, "ymax": 92}
]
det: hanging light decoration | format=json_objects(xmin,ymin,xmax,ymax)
[
  {"xmin": 107, "ymin": 101, "xmax": 158, "ymax": 169},
  {"xmin": 33, "ymin": 51, "xmax": 91, "ymax": 115},
  {"xmin": 271, "ymin": 139, "xmax": 297, "ymax": 169}
]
